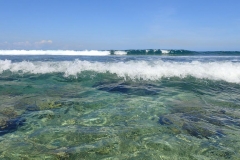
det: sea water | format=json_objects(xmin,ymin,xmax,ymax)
[{"xmin": 0, "ymin": 50, "xmax": 240, "ymax": 159}]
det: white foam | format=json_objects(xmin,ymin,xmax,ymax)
[
  {"xmin": 161, "ymin": 50, "xmax": 170, "ymax": 54},
  {"xmin": 0, "ymin": 50, "xmax": 111, "ymax": 56},
  {"xmin": 1, "ymin": 59, "xmax": 240, "ymax": 83},
  {"xmin": 114, "ymin": 51, "xmax": 127, "ymax": 55}
]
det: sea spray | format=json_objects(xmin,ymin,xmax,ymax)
[{"xmin": 1, "ymin": 59, "xmax": 240, "ymax": 83}]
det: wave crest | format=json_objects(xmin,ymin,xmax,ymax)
[
  {"xmin": 0, "ymin": 50, "xmax": 111, "ymax": 56},
  {"xmin": 1, "ymin": 59, "xmax": 240, "ymax": 83},
  {"xmin": 1, "ymin": 50, "xmax": 240, "ymax": 56}
]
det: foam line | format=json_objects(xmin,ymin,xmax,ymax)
[
  {"xmin": 114, "ymin": 51, "xmax": 127, "ymax": 55},
  {"xmin": 0, "ymin": 59, "xmax": 240, "ymax": 83},
  {"xmin": 161, "ymin": 50, "xmax": 170, "ymax": 54},
  {"xmin": 0, "ymin": 50, "xmax": 111, "ymax": 56}
]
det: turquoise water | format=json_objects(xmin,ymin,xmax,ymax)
[{"xmin": 0, "ymin": 52, "xmax": 240, "ymax": 159}]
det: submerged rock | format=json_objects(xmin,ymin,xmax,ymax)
[
  {"xmin": 0, "ymin": 117, "xmax": 26, "ymax": 136},
  {"xmin": 182, "ymin": 123, "xmax": 214, "ymax": 139},
  {"xmin": 159, "ymin": 116, "xmax": 173, "ymax": 125},
  {"xmin": 94, "ymin": 82, "xmax": 159, "ymax": 96},
  {"xmin": 26, "ymin": 104, "xmax": 40, "ymax": 112},
  {"xmin": 0, "ymin": 107, "xmax": 18, "ymax": 119},
  {"xmin": 158, "ymin": 112, "xmax": 226, "ymax": 139}
]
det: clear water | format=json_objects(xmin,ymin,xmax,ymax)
[{"xmin": 0, "ymin": 55, "xmax": 240, "ymax": 159}]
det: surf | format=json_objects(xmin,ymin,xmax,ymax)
[
  {"xmin": 1, "ymin": 59, "xmax": 240, "ymax": 83},
  {"xmin": 1, "ymin": 49, "xmax": 240, "ymax": 56}
]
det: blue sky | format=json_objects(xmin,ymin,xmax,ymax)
[{"xmin": 0, "ymin": 0, "xmax": 240, "ymax": 51}]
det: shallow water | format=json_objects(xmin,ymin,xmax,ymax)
[{"xmin": 0, "ymin": 55, "xmax": 240, "ymax": 159}]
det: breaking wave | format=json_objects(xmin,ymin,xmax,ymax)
[
  {"xmin": 1, "ymin": 50, "xmax": 240, "ymax": 56},
  {"xmin": 1, "ymin": 59, "xmax": 240, "ymax": 83},
  {"xmin": 0, "ymin": 50, "xmax": 111, "ymax": 56}
]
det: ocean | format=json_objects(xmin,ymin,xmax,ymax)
[{"xmin": 0, "ymin": 50, "xmax": 240, "ymax": 159}]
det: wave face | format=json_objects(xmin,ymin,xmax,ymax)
[
  {"xmin": 1, "ymin": 50, "xmax": 240, "ymax": 56},
  {"xmin": 122, "ymin": 50, "xmax": 240, "ymax": 56},
  {"xmin": 1, "ymin": 59, "xmax": 240, "ymax": 83}
]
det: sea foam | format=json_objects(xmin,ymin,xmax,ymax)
[
  {"xmin": 0, "ymin": 50, "xmax": 111, "ymax": 56},
  {"xmin": 161, "ymin": 50, "xmax": 170, "ymax": 54},
  {"xmin": 1, "ymin": 59, "xmax": 240, "ymax": 83},
  {"xmin": 114, "ymin": 51, "xmax": 127, "ymax": 55}
]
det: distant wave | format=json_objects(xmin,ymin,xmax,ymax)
[
  {"xmin": 132, "ymin": 49, "xmax": 193, "ymax": 55},
  {"xmin": 1, "ymin": 59, "xmax": 240, "ymax": 83},
  {"xmin": 1, "ymin": 50, "xmax": 240, "ymax": 56},
  {"xmin": 114, "ymin": 51, "xmax": 127, "ymax": 55},
  {"xmin": 0, "ymin": 50, "xmax": 111, "ymax": 56},
  {"xmin": 121, "ymin": 50, "xmax": 240, "ymax": 56}
]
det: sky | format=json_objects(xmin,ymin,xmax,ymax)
[{"xmin": 0, "ymin": 0, "xmax": 240, "ymax": 51}]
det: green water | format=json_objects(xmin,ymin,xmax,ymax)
[{"xmin": 0, "ymin": 72, "xmax": 239, "ymax": 160}]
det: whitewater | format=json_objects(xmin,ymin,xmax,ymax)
[
  {"xmin": 1, "ymin": 49, "xmax": 239, "ymax": 56},
  {"xmin": 1, "ymin": 50, "xmax": 240, "ymax": 159},
  {"xmin": 1, "ymin": 59, "xmax": 240, "ymax": 83}
]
